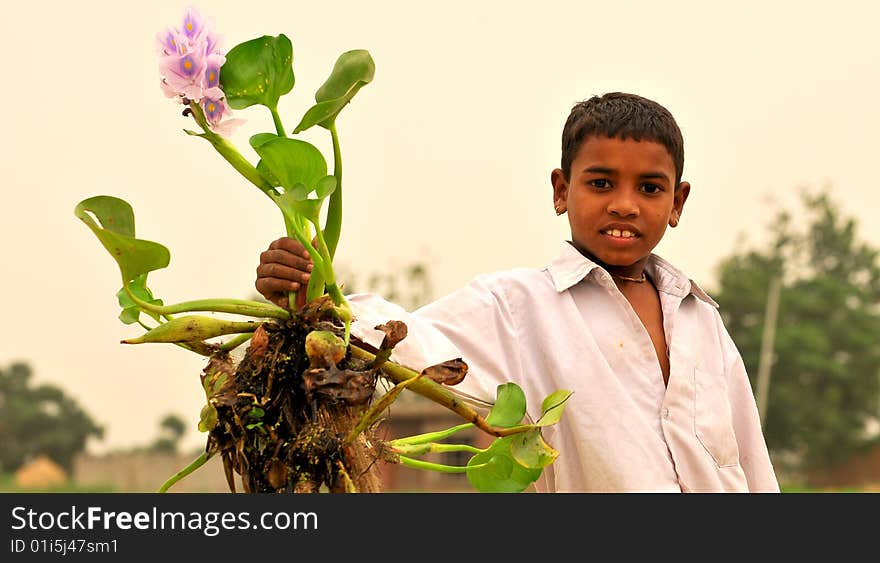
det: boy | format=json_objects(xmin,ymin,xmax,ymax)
[{"xmin": 255, "ymin": 92, "xmax": 780, "ymax": 493}]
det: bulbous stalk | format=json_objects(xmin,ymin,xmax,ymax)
[{"xmin": 123, "ymin": 284, "xmax": 289, "ymax": 320}]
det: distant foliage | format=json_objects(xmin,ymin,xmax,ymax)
[
  {"xmin": 713, "ymin": 189, "xmax": 880, "ymax": 475},
  {"xmin": 148, "ymin": 413, "xmax": 188, "ymax": 454},
  {"xmin": 0, "ymin": 362, "xmax": 104, "ymax": 473},
  {"xmin": 337, "ymin": 261, "xmax": 434, "ymax": 311}
]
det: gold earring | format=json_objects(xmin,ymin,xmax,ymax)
[
  {"xmin": 555, "ymin": 206, "xmax": 565, "ymax": 216},
  {"xmin": 670, "ymin": 212, "xmax": 679, "ymax": 227}
]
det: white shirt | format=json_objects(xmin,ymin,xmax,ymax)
[{"xmin": 349, "ymin": 241, "xmax": 780, "ymax": 493}]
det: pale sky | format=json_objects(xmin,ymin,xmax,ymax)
[{"xmin": 1, "ymin": 0, "xmax": 878, "ymax": 454}]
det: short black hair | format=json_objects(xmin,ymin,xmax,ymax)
[{"xmin": 561, "ymin": 92, "xmax": 685, "ymax": 185}]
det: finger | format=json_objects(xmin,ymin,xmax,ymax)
[
  {"xmin": 256, "ymin": 277, "xmax": 302, "ymax": 299},
  {"xmin": 260, "ymin": 249, "xmax": 314, "ymax": 271},
  {"xmin": 256, "ymin": 263, "xmax": 312, "ymax": 286},
  {"xmin": 268, "ymin": 237, "xmax": 310, "ymax": 258}
]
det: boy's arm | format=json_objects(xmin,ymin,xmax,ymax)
[
  {"xmin": 349, "ymin": 275, "xmax": 520, "ymax": 405},
  {"xmin": 719, "ymin": 322, "xmax": 781, "ymax": 492}
]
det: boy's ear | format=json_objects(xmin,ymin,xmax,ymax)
[
  {"xmin": 551, "ymin": 168, "xmax": 568, "ymax": 215},
  {"xmin": 670, "ymin": 181, "xmax": 691, "ymax": 227}
]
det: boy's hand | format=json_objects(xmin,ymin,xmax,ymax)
[{"xmin": 255, "ymin": 237, "xmax": 314, "ymax": 309}]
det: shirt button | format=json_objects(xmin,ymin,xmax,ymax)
[{"xmin": 661, "ymin": 408, "xmax": 670, "ymax": 419}]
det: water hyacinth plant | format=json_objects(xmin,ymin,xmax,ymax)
[{"xmin": 75, "ymin": 6, "xmax": 571, "ymax": 493}]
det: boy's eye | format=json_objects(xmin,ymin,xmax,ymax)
[
  {"xmin": 590, "ymin": 179, "xmax": 610, "ymax": 188},
  {"xmin": 641, "ymin": 183, "xmax": 662, "ymax": 194}
]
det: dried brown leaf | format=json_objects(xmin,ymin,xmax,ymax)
[
  {"xmin": 421, "ymin": 358, "xmax": 468, "ymax": 386},
  {"xmin": 375, "ymin": 320, "xmax": 408, "ymax": 350}
]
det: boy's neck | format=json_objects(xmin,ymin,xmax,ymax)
[{"xmin": 567, "ymin": 240, "xmax": 651, "ymax": 282}]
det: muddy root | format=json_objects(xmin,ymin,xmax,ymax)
[{"xmin": 203, "ymin": 304, "xmax": 384, "ymax": 493}]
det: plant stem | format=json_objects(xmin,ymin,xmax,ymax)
[
  {"xmin": 311, "ymin": 222, "xmax": 337, "ymax": 287},
  {"xmin": 188, "ymin": 102, "xmax": 279, "ymax": 200},
  {"xmin": 428, "ymin": 443, "xmax": 484, "ymax": 454},
  {"xmin": 392, "ymin": 442, "xmax": 484, "ymax": 456},
  {"xmin": 325, "ymin": 123, "xmax": 343, "ymax": 259},
  {"xmin": 124, "ymin": 285, "xmax": 289, "ymax": 320},
  {"xmin": 157, "ymin": 452, "xmax": 210, "ymax": 492},
  {"xmin": 302, "ymin": 123, "xmax": 343, "ymax": 302},
  {"xmin": 220, "ymin": 333, "xmax": 253, "ymax": 352},
  {"xmin": 270, "ymin": 107, "xmax": 286, "ymax": 138},
  {"xmin": 350, "ymin": 345, "xmax": 508, "ymax": 438},
  {"xmin": 398, "ymin": 456, "xmax": 484, "ymax": 474},
  {"xmin": 390, "ymin": 423, "xmax": 474, "ymax": 446},
  {"xmin": 282, "ymin": 213, "xmax": 303, "ymax": 311},
  {"xmin": 305, "ymin": 217, "xmax": 336, "ymax": 304},
  {"xmin": 309, "ymin": 221, "xmax": 351, "ymax": 338},
  {"xmin": 284, "ymin": 213, "xmax": 326, "ymax": 307},
  {"xmin": 345, "ymin": 374, "xmax": 423, "ymax": 445}
]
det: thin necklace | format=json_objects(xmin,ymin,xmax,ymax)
[{"xmin": 610, "ymin": 272, "xmax": 647, "ymax": 283}]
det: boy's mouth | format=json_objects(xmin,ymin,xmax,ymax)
[{"xmin": 600, "ymin": 228, "xmax": 639, "ymax": 239}]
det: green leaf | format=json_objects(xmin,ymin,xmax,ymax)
[
  {"xmin": 74, "ymin": 196, "xmax": 170, "ymax": 284},
  {"xmin": 293, "ymin": 49, "xmax": 375, "ymax": 133},
  {"xmin": 221, "ymin": 35, "xmax": 294, "ymax": 111},
  {"xmin": 249, "ymin": 133, "xmax": 282, "ymax": 187},
  {"xmin": 486, "ymin": 383, "xmax": 527, "ymax": 428},
  {"xmin": 198, "ymin": 403, "xmax": 218, "ymax": 433},
  {"xmin": 76, "ymin": 194, "xmax": 135, "ymax": 236},
  {"xmin": 250, "ymin": 137, "xmax": 337, "ymax": 221},
  {"xmin": 204, "ymin": 372, "xmax": 228, "ymax": 398},
  {"xmin": 509, "ymin": 428, "xmax": 559, "ymax": 469},
  {"xmin": 466, "ymin": 437, "xmax": 541, "ymax": 493},
  {"xmin": 277, "ymin": 192, "xmax": 333, "ymax": 224},
  {"xmin": 535, "ymin": 389, "xmax": 573, "ymax": 426},
  {"xmin": 249, "ymin": 133, "xmax": 277, "ymax": 148},
  {"xmin": 116, "ymin": 274, "xmax": 164, "ymax": 325},
  {"xmin": 250, "ymin": 137, "xmax": 328, "ymax": 194},
  {"xmin": 255, "ymin": 161, "xmax": 281, "ymax": 188},
  {"xmin": 315, "ymin": 175, "xmax": 337, "ymax": 199}
]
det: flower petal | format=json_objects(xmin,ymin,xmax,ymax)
[
  {"xmin": 211, "ymin": 118, "xmax": 246, "ymax": 137},
  {"xmin": 160, "ymin": 52, "xmax": 207, "ymax": 100},
  {"xmin": 181, "ymin": 6, "xmax": 207, "ymax": 42}
]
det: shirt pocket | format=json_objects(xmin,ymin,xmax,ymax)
[{"xmin": 693, "ymin": 367, "xmax": 740, "ymax": 467}]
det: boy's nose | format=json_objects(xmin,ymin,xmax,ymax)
[{"xmin": 606, "ymin": 194, "xmax": 639, "ymax": 218}]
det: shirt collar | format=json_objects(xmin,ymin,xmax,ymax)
[{"xmin": 546, "ymin": 241, "xmax": 719, "ymax": 308}]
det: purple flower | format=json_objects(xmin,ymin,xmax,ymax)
[
  {"xmin": 157, "ymin": 6, "xmax": 225, "ymax": 102},
  {"xmin": 160, "ymin": 50, "xmax": 208, "ymax": 101},
  {"xmin": 181, "ymin": 6, "xmax": 208, "ymax": 43},
  {"xmin": 201, "ymin": 95, "xmax": 245, "ymax": 137},
  {"xmin": 202, "ymin": 52, "xmax": 225, "ymax": 99},
  {"xmin": 204, "ymin": 31, "xmax": 223, "ymax": 58},
  {"xmin": 155, "ymin": 27, "xmax": 185, "ymax": 57},
  {"xmin": 156, "ymin": 7, "xmax": 243, "ymax": 135},
  {"xmin": 159, "ymin": 77, "xmax": 178, "ymax": 99}
]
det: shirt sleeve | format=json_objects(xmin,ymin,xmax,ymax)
[
  {"xmin": 718, "ymin": 316, "xmax": 781, "ymax": 492},
  {"xmin": 348, "ymin": 274, "xmax": 521, "ymax": 405}
]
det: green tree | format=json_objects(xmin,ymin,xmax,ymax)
[
  {"xmin": 149, "ymin": 413, "xmax": 187, "ymax": 453},
  {"xmin": 0, "ymin": 362, "xmax": 104, "ymax": 473},
  {"xmin": 713, "ymin": 189, "xmax": 880, "ymax": 476}
]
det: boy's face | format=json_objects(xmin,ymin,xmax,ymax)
[{"xmin": 551, "ymin": 135, "xmax": 689, "ymax": 274}]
